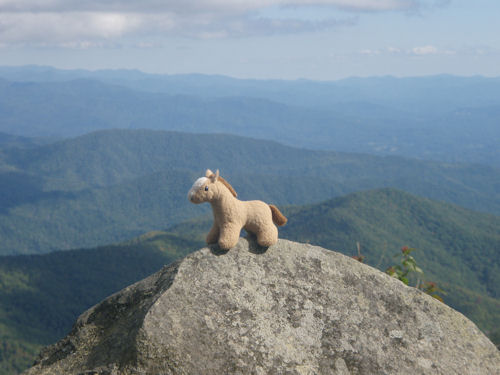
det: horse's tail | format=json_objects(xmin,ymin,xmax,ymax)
[{"xmin": 269, "ymin": 205, "xmax": 287, "ymax": 226}]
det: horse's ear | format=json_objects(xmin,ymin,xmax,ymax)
[
  {"xmin": 205, "ymin": 169, "xmax": 213, "ymax": 178},
  {"xmin": 208, "ymin": 169, "xmax": 219, "ymax": 183}
]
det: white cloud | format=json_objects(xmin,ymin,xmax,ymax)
[
  {"xmin": 387, "ymin": 46, "xmax": 402, "ymax": 53},
  {"xmin": 0, "ymin": 0, "xmax": 446, "ymax": 46},
  {"xmin": 356, "ymin": 45, "xmax": 459, "ymax": 58},
  {"xmin": 0, "ymin": 12, "xmax": 146, "ymax": 44},
  {"xmin": 411, "ymin": 45, "xmax": 438, "ymax": 55},
  {"xmin": 359, "ymin": 49, "xmax": 380, "ymax": 55}
]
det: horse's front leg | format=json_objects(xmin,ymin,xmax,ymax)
[
  {"xmin": 206, "ymin": 223, "xmax": 220, "ymax": 244},
  {"xmin": 218, "ymin": 223, "xmax": 241, "ymax": 250}
]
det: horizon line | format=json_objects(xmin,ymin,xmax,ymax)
[{"xmin": 1, "ymin": 64, "xmax": 499, "ymax": 83}]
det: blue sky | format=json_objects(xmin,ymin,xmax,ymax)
[{"xmin": 0, "ymin": 0, "xmax": 498, "ymax": 80}]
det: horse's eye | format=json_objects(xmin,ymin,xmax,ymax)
[{"xmin": 204, "ymin": 186, "xmax": 209, "ymax": 191}]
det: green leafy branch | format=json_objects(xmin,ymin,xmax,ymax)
[
  {"xmin": 385, "ymin": 246, "xmax": 423, "ymax": 286},
  {"xmin": 385, "ymin": 246, "xmax": 445, "ymax": 302}
]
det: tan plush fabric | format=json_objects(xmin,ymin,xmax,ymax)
[{"xmin": 188, "ymin": 169, "xmax": 287, "ymax": 250}]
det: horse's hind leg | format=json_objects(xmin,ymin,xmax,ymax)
[{"xmin": 255, "ymin": 224, "xmax": 278, "ymax": 247}]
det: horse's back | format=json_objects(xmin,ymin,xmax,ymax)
[{"xmin": 243, "ymin": 200, "xmax": 273, "ymax": 227}]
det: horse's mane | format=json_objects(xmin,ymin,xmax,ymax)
[{"xmin": 218, "ymin": 176, "xmax": 237, "ymax": 198}]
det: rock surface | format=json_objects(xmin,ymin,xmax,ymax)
[{"xmin": 24, "ymin": 238, "xmax": 499, "ymax": 375}]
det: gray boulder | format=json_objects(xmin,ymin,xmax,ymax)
[{"xmin": 24, "ymin": 238, "xmax": 499, "ymax": 375}]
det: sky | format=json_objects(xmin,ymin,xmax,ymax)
[{"xmin": 0, "ymin": 0, "xmax": 498, "ymax": 80}]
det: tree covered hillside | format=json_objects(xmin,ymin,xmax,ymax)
[{"xmin": 0, "ymin": 129, "xmax": 499, "ymax": 255}]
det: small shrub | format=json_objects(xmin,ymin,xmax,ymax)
[
  {"xmin": 385, "ymin": 246, "xmax": 422, "ymax": 286},
  {"xmin": 385, "ymin": 246, "xmax": 444, "ymax": 302}
]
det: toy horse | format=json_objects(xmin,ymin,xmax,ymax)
[{"xmin": 188, "ymin": 169, "xmax": 287, "ymax": 250}]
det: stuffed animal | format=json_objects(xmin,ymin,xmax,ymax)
[{"xmin": 188, "ymin": 169, "xmax": 287, "ymax": 250}]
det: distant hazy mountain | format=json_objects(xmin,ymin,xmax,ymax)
[
  {"xmin": 1, "ymin": 188, "xmax": 498, "ymax": 374},
  {"xmin": 0, "ymin": 129, "xmax": 498, "ymax": 256},
  {"xmin": 0, "ymin": 132, "xmax": 38, "ymax": 148},
  {"xmin": 0, "ymin": 66, "xmax": 499, "ymax": 167},
  {"xmin": 1, "ymin": 65, "xmax": 499, "ymax": 113}
]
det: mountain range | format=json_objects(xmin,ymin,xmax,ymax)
[
  {"xmin": 0, "ymin": 66, "xmax": 499, "ymax": 167},
  {"xmin": 0, "ymin": 129, "xmax": 499, "ymax": 255},
  {"xmin": 1, "ymin": 66, "xmax": 499, "ymax": 374},
  {"xmin": 1, "ymin": 65, "xmax": 500, "ymax": 113}
]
